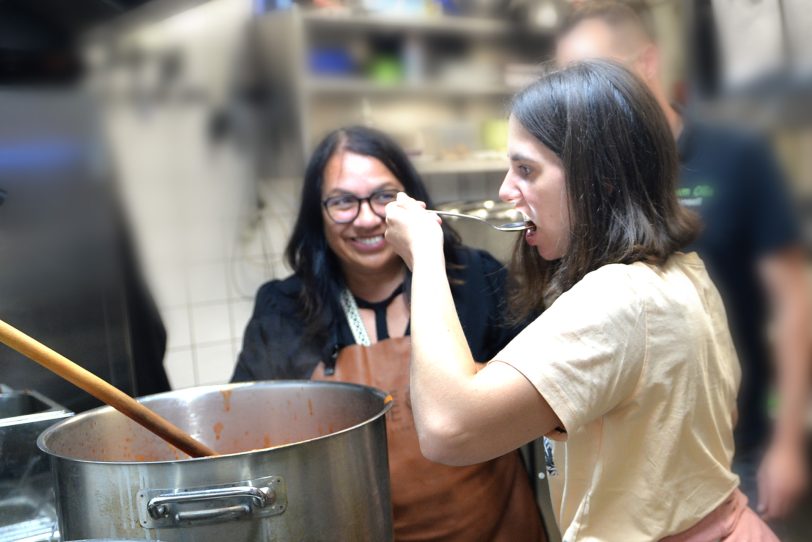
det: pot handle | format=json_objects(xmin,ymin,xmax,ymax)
[
  {"xmin": 175, "ymin": 503, "xmax": 251, "ymax": 523},
  {"xmin": 138, "ymin": 475, "xmax": 286, "ymax": 528},
  {"xmin": 148, "ymin": 485, "xmax": 273, "ymax": 519}
]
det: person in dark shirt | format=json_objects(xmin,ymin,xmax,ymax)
[
  {"xmin": 231, "ymin": 125, "xmax": 546, "ymax": 541},
  {"xmin": 678, "ymin": 122, "xmax": 802, "ymax": 453},
  {"xmin": 555, "ymin": 0, "xmax": 811, "ymax": 524}
]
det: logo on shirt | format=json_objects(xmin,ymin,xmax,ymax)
[
  {"xmin": 677, "ymin": 184, "xmax": 714, "ymax": 208},
  {"xmin": 544, "ymin": 437, "xmax": 558, "ymax": 477}
]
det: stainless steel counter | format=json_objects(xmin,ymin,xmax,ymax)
[{"xmin": 0, "ymin": 389, "xmax": 72, "ymax": 542}]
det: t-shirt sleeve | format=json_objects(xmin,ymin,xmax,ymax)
[
  {"xmin": 740, "ymin": 136, "xmax": 802, "ymax": 256},
  {"xmin": 492, "ymin": 266, "xmax": 647, "ymax": 439}
]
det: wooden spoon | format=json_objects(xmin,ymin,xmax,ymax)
[{"xmin": 0, "ymin": 319, "xmax": 218, "ymax": 458}]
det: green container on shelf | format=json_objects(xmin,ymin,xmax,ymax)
[
  {"xmin": 368, "ymin": 56, "xmax": 404, "ymax": 85},
  {"xmin": 481, "ymin": 119, "xmax": 509, "ymax": 152}
]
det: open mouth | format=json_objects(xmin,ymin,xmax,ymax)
[
  {"xmin": 519, "ymin": 212, "xmax": 537, "ymax": 232},
  {"xmin": 353, "ymin": 234, "xmax": 384, "ymax": 246}
]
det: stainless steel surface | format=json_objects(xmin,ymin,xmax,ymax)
[
  {"xmin": 0, "ymin": 512, "xmax": 58, "ymax": 542},
  {"xmin": 436, "ymin": 200, "xmax": 525, "ymax": 262},
  {"xmin": 39, "ymin": 381, "xmax": 393, "ymax": 542},
  {"xmin": 0, "ymin": 89, "xmax": 137, "ymax": 413},
  {"xmin": 138, "ymin": 475, "xmax": 285, "ymax": 528},
  {"xmin": 0, "ymin": 389, "xmax": 64, "ymax": 418},
  {"xmin": 0, "ymin": 389, "xmax": 72, "ymax": 542},
  {"xmin": 433, "ymin": 209, "xmax": 531, "ymax": 231}
]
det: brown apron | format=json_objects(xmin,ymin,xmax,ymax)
[{"xmin": 312, "ymin": 336, "xmax": 545, "ymax": 542}]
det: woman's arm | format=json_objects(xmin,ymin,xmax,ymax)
[{"xmin": 387, "ymin": 194, "xmax": 561, "ymax": 465}]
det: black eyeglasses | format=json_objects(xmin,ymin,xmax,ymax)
[{"xmin": 322, "ymin": 189, "xmax": 399, "ymax": 224}]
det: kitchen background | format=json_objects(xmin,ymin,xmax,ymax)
[
  {"xmin": 84, "ymin": 0, "xmax": 679, "ymax": 389},
  {"xmin": 0, "ymin": 1, "xmax": 810, "ymax": 541},
  {"xmin": 1, "ymin": 0, "xmax": 810, "ymax": 398}
]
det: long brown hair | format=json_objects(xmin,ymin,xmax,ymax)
[{"xmin": 508, "ymin": 60, "xmax": 700, "ymax": 319}]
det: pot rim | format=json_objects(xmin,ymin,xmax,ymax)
[{"xmin": 36, "ymin": 380, "xmax": 392, "ymax": 465}]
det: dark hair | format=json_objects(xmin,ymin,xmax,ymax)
[
  {"xmin": 559, "ymin": 1, "xmax": 655, "ymax": 50},
  {"xmin": 286, "ymin": 125, "xmax": 461, "ymax": 339},
  {"xmin": 508, "ymin": 59, "xmax": 700, "ymax": 318}
]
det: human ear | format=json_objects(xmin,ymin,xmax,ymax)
[{"xmin": 638, "ymin": 44, "xmax": 659, "ymax": 83}]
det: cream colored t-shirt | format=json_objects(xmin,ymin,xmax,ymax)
[{"xmin": 494, "ymin": 252, "xmax": 740, "ymax": 541}]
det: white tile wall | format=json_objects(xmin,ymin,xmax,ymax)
[
  {"xmin": 187, "ymin": 261, "xmax": 230, "ymax": 304},
  {"xmin": 265, "ymin": 217, "xmax": 292, "ymax": 256},
  {"xmin": 229, "ymin": 299, "xmax": 255, "ymax": 341},
  {"xmin": 99, "ymin": 0, "xmax": 280, "ymax": 391},
  {"xmin": 164, "ymin": 348, "xmax": 196, "ymax": 390},
  {"xmin": 184, "ymin": 221, "xmax": 229, "ymax": 265},
  {"xmin": 195, "ymin": 342, "xmax": 236, "ymax": 385},
  {"xmin": 190, "ymin": 302, "xmax": 234, "ymax": 345},
  {"xmin": 163, "ymin": 306, "xmax": 193, "ymax": 349},
  {"xmin": 148, "ymin": 265, "xmax": 189, "ymax": 310},
  {"xmin": 227, "ymin": 254, "xmax": 275, "ymax": 300}
]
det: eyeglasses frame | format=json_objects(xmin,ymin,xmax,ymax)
[{"xmin": 321, "ymin": 188, "xmax": 400, "ymax": 224}]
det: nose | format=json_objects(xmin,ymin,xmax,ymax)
[
  {"xmin": 354, "ymin": 199, "xmax": 382, "ymax": 228},
  {"xmin": 499, "ymin": 171, "xmax": 520, "ymax": 204}
]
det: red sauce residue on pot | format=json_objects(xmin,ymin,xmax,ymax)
[
  {"xmin": 166, "ymin": 442, "xmax": 183, "ymax": 460},
  {"xmin": 263, "ymin": 434, "xmax": 272, "ymax": 448},
  {"xmin": 213, "ymin": 421, "xmax": 224, "ymax": 441},
  {"xmin": 220, "ymin": 389, "xmax": 232, "ymax": 412},
  {"xmin": 308, "ymin": 399, "xmax": 314, "ymax": 416},
  {"xmin": 133, "ymin": 453, "xmax": 162, "ymax": 461}
]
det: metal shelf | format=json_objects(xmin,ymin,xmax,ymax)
[
  {"xmin": 304, "ymin": 76, "xmax": 518, "ymax": 97},
  {"xmin": 413, "ymin": 158, "xmax": 508, "ymax": 175},
  {"xmin": 300, "ymin": 11, "xmax": 527, "ymax": 37},
  {"xmin": 255, "ymin": 6, "xmax": 551, "ymax": 179}
]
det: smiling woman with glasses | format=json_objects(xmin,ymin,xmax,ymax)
[{"xmin": 231, "ymin": 125, "xmax": 547, "ymax": 541}]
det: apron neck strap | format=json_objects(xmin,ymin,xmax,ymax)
[{"xmin": 340, "ymin": 283, "xmax": 404, "ymax": 345}]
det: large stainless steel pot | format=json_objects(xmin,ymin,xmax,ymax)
[{"xmin": 38, "ymin": 381, "xmax": 393, "ymax": 541}]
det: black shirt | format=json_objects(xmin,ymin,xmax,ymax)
[
  {"xmin": 231, "ymin": 247, "xmax": 522, "ymax": 382},
  {"xmin": 677, "ymin": 120, "xmax": 801, "ymax": 452}
]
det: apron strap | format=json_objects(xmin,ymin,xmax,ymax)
[
  {"xmin": 339, "ymin": 283, "xmax": 404, "ymax": 346},
  {"xmin": 339, "ymin": 289, "xmax": 371, "ymax": 346},
  {"xmin": 354, "ymin": 283, "xmax": 404, "ymax": 342}
]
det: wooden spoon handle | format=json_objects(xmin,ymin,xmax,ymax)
[{"xmin": 0, "ymin": 319, "xmax": 218, "ymax": 458}]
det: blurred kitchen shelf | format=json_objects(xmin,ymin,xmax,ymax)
[
  {"xmin": 300, "ymin": 10, "xmax": 540, "ymax": 37},
  {"xmin": 413, "ymin": 158, "xmax": 508, "ymax": 175},
  {"xmin": 304, "ymin": 76, "xmax": 517, "ymax": 97},
  {"xmin": 254, "ymin": 5, "xmax": 554, "ymax": 179}
]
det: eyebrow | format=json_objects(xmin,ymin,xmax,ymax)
[
  {"xmin": 508, "ymin": 152, "xmax": 535, "ymax": 162},
  {"xmin": 325, "ymin": 183, "xmax": 400, "ymax": 197}
]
